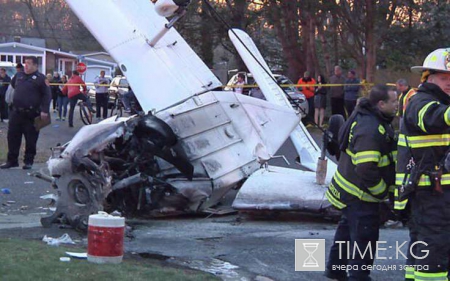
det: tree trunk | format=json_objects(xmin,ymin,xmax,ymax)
[
  {"xmin": 266, "ymin": 0, "xmax": 304, "ymax": 81},
  {"xmin": 331, "ymin": 13, "xmax": 339, "ymax": 67},
  {"xmin": 308, "ymin": 16, "xmax": 320, "ymax": 78},
  {"xmin": 364, "ymin": 0, "xmax": 376, "ymax": 82},
  {"xmin": 200, "ymin": 0, "xmax": 214, "ymax": 68},
  {"xmin": 228, "ymin": 0, "xmax": 248, "ymax": 71},
  {"xmin": 318, "ymin": 26, "xmax": 332, "ymax": 78},
  {"xmin": 302, "ymin": 19, "xmax": 311, "ymax": 76}
]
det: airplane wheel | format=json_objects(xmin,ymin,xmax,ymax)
[{"xmin": 325, "ymin": 114, "xmax": 345, "ymax": 160}]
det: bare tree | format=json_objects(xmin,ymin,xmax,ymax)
[{"xmin": 322, "ymin": 0, "xmax": 399, "ymax": 82}]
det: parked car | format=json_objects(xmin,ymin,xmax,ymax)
[
  {"xmin": 108, "ymin": 76, "xmax": 129, "ymax": 97},
  {"xmin": 86, "ymin": 75, "xmax": 114, "ymax": 105},
  {"xmin": 224, "ymin": 72, "xmax": 308, "ymax": 117}
]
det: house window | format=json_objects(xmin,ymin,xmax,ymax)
[
  {"xmin": 0, "ymin": 55, "xmax": 13, "ymax": 62},
  {"xmin": 37, "ymin": 57, "xmax": 43, "ymax": 72}
]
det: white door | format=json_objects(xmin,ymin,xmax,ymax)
[{"xmin": 58, "ymin": 59, "xmax": 75, "ymax": 76}]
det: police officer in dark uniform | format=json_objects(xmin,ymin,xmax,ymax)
[
  {"xmin": 0, "ymin": 56, "xmax": 51, "ymax": 170},
  {"xmin": 396, "ymin": 48, "xmax": 450, "ymax": 281},
  {"xmin": 325, "ymin": 85, "xmax": 398, "ymax": 281}
]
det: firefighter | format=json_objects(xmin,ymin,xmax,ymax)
[
  {"xmin": 396, "ymin": 47, "xmax": 450, "ymax": 281},
  {"xmin": 325, "ymin": 85, "xmax": 398, "ymax": 281},
  {"xmin": 396, "ymin": 78, "xmax": 416, "ymax": 129}
]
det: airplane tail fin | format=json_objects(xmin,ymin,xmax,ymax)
[{"xmin": 228, "ymin": 29, "xmax": 328, "ymax": 171}]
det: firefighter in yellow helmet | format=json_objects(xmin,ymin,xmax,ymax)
[{"xmin": 396, "ymin": 48, "xmax": 450, "ymax": 281}]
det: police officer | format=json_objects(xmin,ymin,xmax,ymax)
[
  {"xmin": 396, "ymin": 48, "xmax": 450, "ymax": 281},
  {"xmin": 0, "ymin": 56, "xmax": 50, "ymax": 170},
  {"xmin": 325, "ymin": 85, "xmax": 398, "ymax": 281}
]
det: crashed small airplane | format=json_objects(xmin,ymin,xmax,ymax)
[{"xmin": 35, "ymin": 0, "xmax": 338, "ymax": 229}]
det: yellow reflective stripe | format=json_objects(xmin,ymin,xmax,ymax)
[
  {"xmin": 367, "ymin": 179, "xmax": 387, "ymax": 195},
  {"xmin": 418, "ymin": 101, "xmax": 439, "ymax": 133},
  {"xmin": 391, "ymin": 150, "xmax": 397, "ymax": 159},
  {"xmin": 389, "ymin": 185, "xmax": 396, "ymax": 193},
  {"xmin": 346, "ymin": 149, "xmax": 389, "ymax": 166},
  {"xmin": 404, "ymin": 88, "xmax": 415, "ymax": 100},
  {"xmin": 378, "ymin": 155, "xmax": 391, "ymax": 167},
  {"xmin": 348, "ymin": 121, "xmax": 357, "ymax": 144},
  {"xmin": 346, "ymin": 149, "xmax": 355, "ymax": 158},
  {"xmin": 445, "ymin": 107, "xmax": 450, "ymax": 126},
  {"xmin": 398, "ymin": 134, "xmax": 450, "ymax": 148},
  {"xmin": 397, "ymin": 135, "xmax": 406, "ymax": 146},
  {"xmin": 414, "ymin": 270, "xmax": 447, "ymax": 281},
  {"xmin": 403, "ymin": 89, "xmax": 416, "ymax": 112},
  {"xmin": 397, "ymin": 93, "xmax": 403, "ymax": 116},
  {"xmin": 334, "ymin": 171, "xmax": 380, "ymax": 202},
  {"xmin": 393, "ymin": 187, "xmax": 407, "ymax": 210},
  {"xmin": 354, "ymin": 151, "xmax": 381, "ymax": 164},
  {"xmin": 394, "ymin": 199, "xmax": 408, "ymax": 210},
  {"xmin": 396, "ymin": 173, "xmax": 450, "ymax": 186},
  {"xmin": 395, "ymin": 173, "xmax": 406, "ymax": 186},
  {"xmin": 404, "ymin": 266, "xmax": 414, "ymax": 279},
  {"xmin": 325, "ymin": 190, "xmax": 346, "ymax": 209}
]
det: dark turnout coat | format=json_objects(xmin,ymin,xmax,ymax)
[{"xmin": 326, "ymin": 99, "xmax": 397, "ymax": 209}]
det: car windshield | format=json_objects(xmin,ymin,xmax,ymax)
[
  {"xmin": 119, "ymin": 79, "xmax": 128, "ymax": 87},
  {"xmin": 277, "ymin": 77, "xmax": 297, "ymax": 92}
]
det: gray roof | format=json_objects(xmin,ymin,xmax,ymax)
[
  {"xmin": 0, "ymin": 42, "xmax": 77, "ymax": 57},
  {"xmin": 0, "ymin": 45, "xmax": 43, "ymax": 54}
]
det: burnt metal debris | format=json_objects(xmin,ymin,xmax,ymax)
[{"xmin": 36, "ymin": 114, "xmax": 200, "ymax": 230}]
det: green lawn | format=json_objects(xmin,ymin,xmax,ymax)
[{"xmin": 0, "ymin": 238, "xmax": 218, "ymax": 281}]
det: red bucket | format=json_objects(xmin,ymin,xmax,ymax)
[{"xmin": 87, "ymin": 212, "xmax": 125, "ymax": 264}]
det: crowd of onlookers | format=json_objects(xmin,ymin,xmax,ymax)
[
  {"xmin": 1, "ymin": 62, "xmax": 414, "ymax": 131},
  {"xmin": 297, "ymin": 66, "xmax": 363, "ymax": 128},
  {"xmin": 0, "ymin": 59, "xmax": 141, "ymax": 170},
  {"xmin": 296, "ymin": 65, "xmax": 416, "ymax": 130}
]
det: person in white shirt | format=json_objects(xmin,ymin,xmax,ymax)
[
  {"xmin": 234, "ymin": 73, "xmax": 245, "ymax": 95},
  {"xmin": 94, "ymin": 71, "xmax": 110, "ymax": 120}
]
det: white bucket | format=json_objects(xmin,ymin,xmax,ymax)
[{"xmin": 87, "ymin": 211, "xmax": 125, "ymax": 264}]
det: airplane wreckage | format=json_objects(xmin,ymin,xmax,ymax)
[{"xmin": 34, "ymin": 0, "xmax": 339, "ymax": 230}]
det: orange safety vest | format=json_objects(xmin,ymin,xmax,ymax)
[{"xmin": 397, "ymin": 88, "xmax": 416, "ymax": 117}]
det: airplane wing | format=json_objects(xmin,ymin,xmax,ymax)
[
  {"xmin": 65, "ymin": 0, "xmax": 222, "ymax": 112},
  {"xmin": 229, "ymin": 29, "xmax": 331, "ymax": 171}
]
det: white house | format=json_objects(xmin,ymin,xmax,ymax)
[{"xmin": 0, "ymin": 42, "xmax": 117, "ymax": 82}]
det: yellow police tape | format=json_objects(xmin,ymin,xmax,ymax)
[
  {"xmin": 224, "ymin": 82, "xmax": 374, "ymax": 89},
  {"xmin": 0, "ymin": 82, "xmax": 111, "ymax": 87},
  {"xmin": 0, "ymin": 82, "xmax": 400, "ymax": 89}
]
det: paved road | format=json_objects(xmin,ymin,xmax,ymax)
[
  {"xmin": 0, "ymin": 108, "xmax": 85, "ymax": 220},
  {"xmin": 126, "ymin": 215, "xmax": 409, "ymax": 281},
  {"xmin": 0, "ymin": 118, "xmax": 410, "ymax": 281}
]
